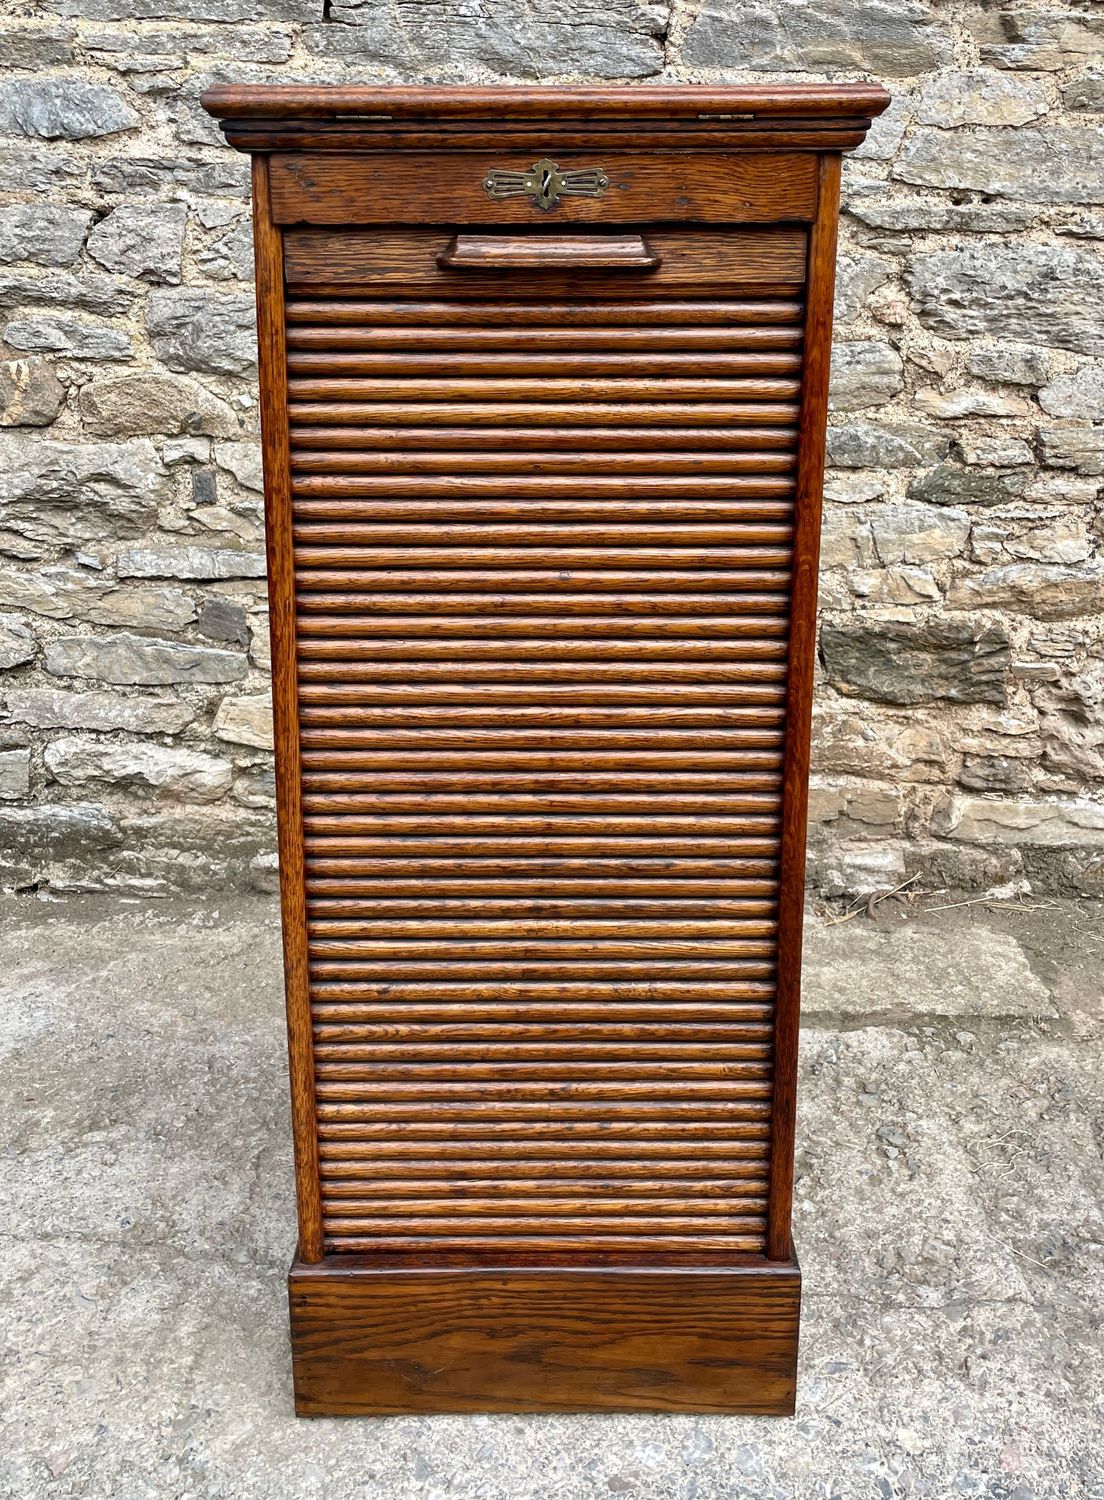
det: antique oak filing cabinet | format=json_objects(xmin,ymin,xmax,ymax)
[{"xmin": 202, "ymin": 84, "xmax": 890, "ymax": 1417}]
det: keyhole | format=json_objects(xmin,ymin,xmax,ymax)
[{"xmin": 540, "ymin": 167, "xmax": 554, "ymax": 199}]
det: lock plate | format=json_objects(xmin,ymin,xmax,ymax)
[{"xmin": 482, "ymin": 158, "xmax": 610, "ymax": 212}]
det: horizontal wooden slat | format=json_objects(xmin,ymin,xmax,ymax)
[
  {"xmin": 288, "ymin": 401, "xmax": 799, "ymax": 427},
  {"xmin": 290, "ymin": 450, "xmax": 795, "ymax": 476},
  {"xmin": 289, "ymin": 423, "xmax": 799, "ymax": 451},
  {"xmin": 286, "ymin": 299, "xmax": 805, "ymax": 326},
  {"xmin": 286, "ymin": 351, "xmax": 803, "ymax": 378}
]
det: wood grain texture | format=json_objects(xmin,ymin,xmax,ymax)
[
  {"xmin": 251, "ymin": 156, "xmax": 323, "ymax": 1264},
  {"xmin": 269, "ymin": 150, "xmax": 818, "ymax": 227},
  {"xmin": 289, "ymin": 1258, "xmax": 800, "ymax": 1416},
  {"xmin": 768, "ymin": 153, "xmax": 842, "ymax": 1262}
]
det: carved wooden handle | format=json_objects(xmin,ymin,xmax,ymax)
[{"xmin": 437, "ymin": 234, "xmax": 660, "ymax": 271}]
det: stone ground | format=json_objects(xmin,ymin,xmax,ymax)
[{"xmin": 0, "ymin": 889, "xmax": 1101, "ymax": 1500}]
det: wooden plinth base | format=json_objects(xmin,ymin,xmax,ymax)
[{"xmin": 289, "ymin": 1255, "xmax": 800, "ymax": 1416}]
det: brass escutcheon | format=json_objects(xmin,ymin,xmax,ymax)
[{"xmin": 482, "ymin": 158, "xmax": 610, "ymax": 211}]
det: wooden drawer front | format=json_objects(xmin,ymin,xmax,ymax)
[
  {"xmin": 290, "ymin": 292, "xmax": 805, "ymax": 1257},
  {"xmin": 283, "ymin": 228, "xmax": 807, "ymax": 298},
  {"xmin": 269, "ymin": 150, "xmax": 819, "ymax": 227}
]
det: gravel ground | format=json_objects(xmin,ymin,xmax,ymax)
[{"xmin": 0, "ymin": 890, "xmax": 1101, "ymax": 1500}]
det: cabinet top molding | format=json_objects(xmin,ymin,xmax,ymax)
[{"xmin": 201, "ymin": 83, "xmax": 891, "ymax": 153}]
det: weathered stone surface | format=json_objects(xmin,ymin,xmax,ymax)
[
  {"xmin": 2, "ymin": 314, "xmax": 133, "ymax": 362},
  {"xmin": 0, "ymin": 269, "xmax": 135, "ymax": 317},
  {"xmin": 0, "ymin": 565, "xmax": 194, "ymax": 631},
  {"xmin": 915, "ymin": 70, "xmax": 1048, "ymax": 127},
  {"xmin": 847, "ymin": 201, "xmax": 1034, "ymax": 245},
  {"xmin": 953, "ymin": 436, "xmax": 1033, "ymax": 468},
  {"xmin": 948, "ymin": 562, "xmax": 1104, "ymax": 620},
  {"xmin": 0, "ymin": 436, "xmax": 169, "ymax": 543},
  {"xmin": 212, "ymin": 694, "xmax": 274, "ymax": 751},
  {"xmin": 1039, "ymin": 366, "xmax": 1104, "ymax": 421},
  {"xmin": 53, "ymin": 0, "xmax": 314, "ymax": 18},
  {"xmin": 967, "ymin": 346, "xmax": 1050, "ymax": 388},
  {"xmin": 897, "ymin": 128, "xmax": 1104, "ymax": 205},
  {"xmin": 972, "ymin": 8, "xmax": 1104, "ymax": 71},
  {"xmin": 827, "ymin": 422, "xmax": 949, "ymax": 470},
  {"xmin": 147, "ymin": 290, "xmax": 256, "ymax": 376},
  {"xmin": 0, "ymin": 358, "xmax": 65, "ymax": 428},
  {"xmin": 212, "ymin": 441, "xmax": 263, "ymax": 491},
  {"xmin": 0, "ymin": 205, "xmax": 92, "ymax": 267},
  {"xmin": 684, "ymin": 0, "xmax": 952, "ymax": 75},
  {"xmin": 79, "ymin": 373, "xmax": 238, "ymax": 439},
  {"xmin": 914, "ymin": 388, "xmax": 1033, "ymax": 420},
  {"xmin": 828, "ymin": 342, "xmax": 904, "ymax": 413},
  {"xmin": 1063, "ymin": 73, "xmax": 1104, "ymax": 113},
  {"xmin": 311, "ymin": 0, "xmax": 666, "ymax": 77},
  {"xmin": 0, "ymin": 22, "xmax": 76, "ymax": 67},
  {"xmin": 45, "ymin": 736, "xmax": 232, "ymax": 802},
  {"xmin": 868, "ymin": 503, "xmax": 969, "ymax": 566},
  {"xmin": 115, "ymin": 545, "xmax": 266, "ymax": 581},
  {"xmin": 832, "ymin": 251, "xmax": 894, "ymax": 327},
  {"xmin": 45, "ymin": 634, "xmax": 246, "ymax": 686},
  {"xmin": 82, "ymin": 22, "xmax": 293, "ymax": 65},
  {"xmin": 0, "ymin": 747, "xmax": 31, "ymax": 800},
  {"xmin": 1038, "ymin": 426, "xmax": 1104, "ymax": 476},
  {"xmin": 3, "ymin": 688, "xmax": 193, "ymax": 734},
  {"xmin": 86, "ymin": 204, "xmax": 186, "ymax": 284},
  {"xmin": 194, "ymin": 217, "xmax": 253, "ymax": 281},
  {"xmin": 908, "ymin": 464, "xmax": 1026, "ymax": 507},
  {"xmin": 195, "ymin": 596, "xmax": 249, "ymax": 646},
  {"xmin": 0, "ymin": 614, "xmax": 37, "ymax": 671},
  {"xmin": 821, "ymin": 618, "xmax": 1011, "ymax": 705},
  {"xmin": 907, "ymin": 246, "xmax": 1104, "ymax": 356},
  {"xmin": 933, "ymin": 794, "xmax": 1104, "ymax": 847},
  {"xmin": 0, "ymin": 79, "xmax": 138, "ymax": 140}
]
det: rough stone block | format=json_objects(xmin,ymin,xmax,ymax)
[
  {"xmin": 45, "ymin": 633, "xmax": 247, "ymax": 686},
  {"xmin": 0, "ymin": 747, "xmax": 31, "ymax": 800},
  {"xmin": 821, "ymin": 618, "xmax": 1011, "ymax": 705},
  {"xmin": 45, "ymin": 736, "xmax": 232, "ymax": 802},
  {"xmin": 932, "ymin": 795, "xmax": 1104, "ymax": 847},
  {"xmin": 0, "ymin": 565, "xmax": 194, "ymax": 631},
  {"xmin": 147, "ymin": 289, "xmax": 256, "ymax": 376},
  {"xmin": 828, "ymin": 342, "xmax": 904, "ymax": 412},
  {"xmin": 2, "ymin": 315, "xmax": 133, "ymax": 362},
  {"xmin": 684, "ymin": 0, "xmax": 952, "ymax": 76},
  {"xmin": 0, "ymin": 204, "xmax": 92, "ymax": 267},
  {"xmin": 0, "ymin": 358, "xmax": 65, "ymax": 428},
  {"xmin": 115, "ymin": 545, "xmax": 266, "ymax": 581},
  {"xmin": 827, "ymin": 422, "xmax": 949, "ymax": 470},
  {"xmin": 907, "ymin": 464, "xmax": 1026, "ymax": 507},
  {"xmin": 907, "ymin": 246, "xmax": 1104, "ymax": 356},
  {"xmin": 1038, "ymin": 427, "xmax": 1104, "ymax": 476},
  {"xmin": 1039, "ymin": 366, "xmax": 1104, "ymax": 421},
  {"xmin": 0, "ymin": 436, "xmax": 168, "ymax": 543},
  {"xmin": 0, "ymin": 614, "xmax": 37, "ymax": 671},
  {"xmin": 212, "ymin": 694, "xmax": 274, "ymax": 751},
  {"xmin": 3, "ymin": 688, "xmax": 193, "ymax": 734},
  {"xmin": 947, "ymin": 562, "xmax": 1104, "ymax": 620},
  {"xmin": 914, "ymin": 70, "xmax": 1048, "ymax": 127},
  {"xmin": 87, "ymin": 204, "xmax": 186, "ymax": 284},
  {"xmin": 0, "ymin": 79, "xmax": 137, "ymax": 140},
  {"xmin": 868, "ymin": 503, "xmax": 969, "ymax": 566},
  {"xmin": 79, "ymin": 373, "xmax": 238, "ymax": 439}
]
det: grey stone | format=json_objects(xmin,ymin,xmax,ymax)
[
  {"xmin": 0, "ymin": 436, "xmax": 168, "ymax": 543},
  {"xmin": 312, "ymin": 0, "xmax": 666, "ymax": 78},
  {"xmin": 958, "ymin": 754, "xmax": 1029, "ymax": 794},
  {"xmin": 3, "ymin": 688, "xmax": 193, "ymax": 734},
  {"xmin": 91, "ymin": 155, "xmax": 248, "ymax": 198},
  {"xmin": 0, "ymin": 22, "xmax": 76, "ymax": 67},
  {"xmin": 86, "ymin": 204, "xmax": 186, "ymax": 285},
  {"xmin": 804, "ymin": 918, "xmax": 1055, "ymax": 1019},
  {"xmin": 0, "ymin": 269, "xmax": 135, "ymax": 317},
  {"xmin": 82, "ymin": 22, "xmax": 293, "ymax": 64},
  {"xmin": 45, "ymin": 633, "xmax": 246, "ymax": 686},
  {"xmin": 194, "ymin": 216, "xmax": 254, "ymax": 281},
  {"xmin": 1039, "ymin": 366, "xmax": 1104, "ymax": 421},
  {"xmin": 0, "ymin": 358, "xmax": 65, "ymax": 428},
  {"xmin": 54, "ymin": 0, "xmax": 317, "ymax": 19},
  {"xmin": 915, "ymin": 70, "xmax": 1048, "ymax": 127},
  {"xmin": 147, "ymin": 289, "xmax": 256, "ymax": 377},
  {"xmin": 829, "ymin": 342, "xmax": 904, "ymax": 413},
  {"xmin": 1039, "ymin": 426, "xmax": 1104, "ymax": 476},
  {"xmin": 213, "ymin": 441, "xmax": 263, "ymax": 491},
  {"xmin": 684, "ymin": 0, "xmax": 952, "ymax": 76},
  {"xmin": 827, "ymin": 422, "xmax": 949, "ymax": 470},
  {"xmin": 972, "ymin": 8, "xmax": 1104, "ymax": 71},
  {"xmin": 45, "ymin": 736, "xmax": 233, "ymax": 802},
  {"xmin": 0, "ymin": 204, "xmax": 92, "ymax": 267},
  {"xmin": 847, "ymin": 201, "xmax": 1035, "ymax": 242},
  {"xmin": 821, "ymin": 618, "xmax": 1011, "ymax": 706},
  {"xmin": 896, "ymin": 127, "xmax": 1104, "ymax": 204},
  {"xmin": 0, "ymin": 748, "xmax": 30, "ymax": 800},
  {"xmin": 908, "ymin": 464, "xmax": 1027, "ymax": 508},
  {"xmin": 164, "ymin": 436, "xmax": 210, "ymax": 466},
  {"xmin": 851, "ymin": 95, "xmax": 910, "ymax": 163},
  {"xmin": 0, "ymin": 144, "xmax": 84, "ymax": 196},
  {"xmin": 195, "ymin": 597, "xmax": 249, "ymax": 646},
  {"xmin": 0, "ymin": 802, "xmax": 120, "ymax": 878},
  {"xmin": 832, "ymin": 251, "xmax": 894, "ymax": 326},
  {"xmin": 907, "ymin": 246, "xmax": 1104, "ymax": 356},
  {"xmin": 115, "ymin": 545, "xmax": 266, "ymax": 581},
  {"xmin": 232, "ymin": 765, "xmax": 276, "ymax": 808},
  {"xmin": 2, "ymin": 314, "xmax": 133, "ymax": 362},
  {"xmin": 947, "ymin": 562, "xmax": 1104, "ymax": 620},
  {"xmin": 869, "ymin": 503, "xmax": 970, "ymax": 566},
  {"xmin": 79, "ymin": 373, "xmax": 238, "ymax": 439},
  {"xmin": 1063, "ymin": 73, "xmax": 1104, "ymax": 113},
  {"xmin": 0, "ymin": 79, "xmax": 138, "ymax": 141},
  {"xmin": 0, "ymin": 564, "xmax": 194, "ymax": 631},
  {"xmin": 967, "ymin": 345, "xmax": 1050, "ymax": 387},
  {"xmin": 914, "ymin": 388, "xmax": 1033, "ymax": 420},
  {"xmin": 932, "ymin": 794, "xmax": 1104, "ymax": 847},
  {"xmin": 212, "ymin": 694, "xmax": 273, "ymax": 750},
  {"xmin": 0, "ymin": 614, "xmax": 37, "ymax": 671},
  {"xmin": 953, "ymin": 436, "xmax": 1034, "ymax": 468}
]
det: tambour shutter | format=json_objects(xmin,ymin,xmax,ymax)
[{"xmin": 204, "ymin": 83, "xmax": 890, "ymax": 1417}]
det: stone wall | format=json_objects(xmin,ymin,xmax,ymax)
[{"xmin": 1, "ymin": 0, "xmax": 1102, "ymax": 896}]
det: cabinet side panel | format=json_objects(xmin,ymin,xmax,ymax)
[
  {"xmin": 768, "ymin": 152, "xmax": 841, "ymax": 1261},
  {"xmin": 252, "ymin": 154, "xmax": 324, "ymax": 1262}
]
